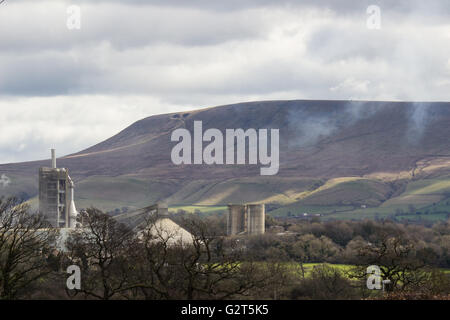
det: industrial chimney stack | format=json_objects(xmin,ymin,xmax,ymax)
[{"xmin": 51, "ymin": 149, "xmax": 56, "ymax": 168}]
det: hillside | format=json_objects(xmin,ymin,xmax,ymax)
[{"xmin": 0, "ymin": 100, "xmax": 449, "ymax": 221}]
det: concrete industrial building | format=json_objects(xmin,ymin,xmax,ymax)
[
  {"xmin": 114, "ymin": 203, "xmax": 193, "ymax": 246},
  {"xmin": 39, "ymin": 149, "xmax": 79, "ymax": 228},
  {"xmin": 37, "ymin": 150, "xmax": 190, "ymax": 248},
  {"xmin": 227, "ymin": 204, "xmax": 265, "ymax": 236},
  {"xmin": 37, "ymin": 149, "xmax": 261, "ymax": 239},
  {"xmin": 54, "ymin": 203, "xmax": 193, "ymax": 251}
]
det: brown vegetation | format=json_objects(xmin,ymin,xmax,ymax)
[{"xmin": 0, "ymin": 196, "xmax": 449, "ymax": 300}]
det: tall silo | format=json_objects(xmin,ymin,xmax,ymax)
[
  {"xmin": 247, "ymin": 204, "xmax": 265, "ymax": 235},
  {"xmin": 227, "ymin": 204, "xmax": 246, "ymax": 235}
]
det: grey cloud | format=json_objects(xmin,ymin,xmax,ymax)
[
  {"xmin": 7, "ymin": 0, "xmax": 450, "ymax": 17},
  {"xmin": 0, "ymin": 51, "xmax": 101, "ymax": 96},
  {"xmin": 306, "ymin": 26, "xmax": 393, "ymax": 63},
  {"xmin": 0, "ymin": 95, "xmax": 187, "ymax": 163},
  {"xmin": 0, "ymin": 0, "xmax": 449, "ymax": 162},
  {"xmin": 0, "ymin": 2, "xmax": 267, "ymax": 53},
  {"xmin": 70, "ymin": 0, "xmax": 450, "ymax": 15},
  {"xmin": 1, "ymin": 0, "xmax": 449, "ymax": 98}
]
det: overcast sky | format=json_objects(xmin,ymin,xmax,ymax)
[{"xmin": 0, "ymin": 0, "xmax": 449, "ymax": 163}]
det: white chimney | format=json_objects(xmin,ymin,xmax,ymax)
[{"xmin": 51, "ymin": 149, "xmax": 56, "ymax": 169}]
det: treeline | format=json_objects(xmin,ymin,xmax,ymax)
[
  {"xmin": 246, "ymin": 218, "xmax": 450, "ymax": 268},
  {"xmin": 0, "ymin": 197, "xmax": 291, "ymax": 300},
  {"xmin": 245, "ymin": 217, "xmax": 450, "ymax": 299},
  {"xmin": 0, "ymin": 196, "xmax": 449, "ymax": 300}
]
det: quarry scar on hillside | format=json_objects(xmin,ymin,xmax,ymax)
[{"xmin": 170, "ymin": 121, "xmax": 279, "ymax": 176}]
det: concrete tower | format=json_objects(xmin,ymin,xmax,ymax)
[
  {"xmin": 227, "ymin": 204, "xmax": 246, "ymax": 235},
  {"xmin": 246, "ymin": 204, "xmax": 265, "ymax": 235},
  {"xmin": 39, "ymin": 149, "xmax": 78, "ymax": 228},
  {"xmin": 227, "ymin": 203, "xmax": 265, "ymax": 236}
]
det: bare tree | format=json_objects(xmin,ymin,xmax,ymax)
[
  {"xmin": 348, "ymin": 230, "xmax": 429, "ymax": 292},
  {"xmin": 0, "ymin": 197, "xmax": 57, "ymax": 299},
  {"xmin": 65, "ymin": 208, "xmax": 139, "ymax": 300},
  {"xmin": 135, "ymin": 215, "xmax": 268, "ymax": 299}
]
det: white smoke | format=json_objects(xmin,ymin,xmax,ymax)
[
  {"xmin": 288, "ymin": 102, "xmax": 386, "ymax": 148},
  {"xmin": 407, "ymin": 103, "xmax": 434, "ymax": 143},
  {"xmin": 0, "ymin": 174, "xmax": 11, "ymax": 188},
  {"xmin": 289, "ymin": 102, "xmax": 439, "ymax": 148}
]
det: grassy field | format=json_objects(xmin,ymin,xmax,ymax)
[
  {"xmin": 269, "ymin": 205, "xmax": 355, "ymax": 217},
  {"xmin": 324, "ymin": 210, "xmax": 448, "ymax": 222},
  {"xmin": 7, "ymin": 168, "xmax": 449, "ymax": 222},
  {"xmin": 165, "ymin": 177, "xmax": 321, "ymax": 206},
  {"xmin": 297, "ymin": 263, "xmax": 353, "ymax": 277},
  {"xmin": 74, "ymin": 175, "xmax": 179, "ymax": 212},
  {"xmin": 269, "ymin": 176, "xmax": 450, "ymax": 222},
  {"xmin": 169, "ymin": 205, "xmax": 228, "ymax": 215},
  {"xmin": 282, "ymin": 262, "xmax": 450, "ymax": 278}
]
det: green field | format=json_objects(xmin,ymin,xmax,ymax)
[
  {"xmin": 282, "ymin": 262, "xmax": 450, "ymax": 278},
  {"xmin": 269, "ymin": 176, "xmax": 450, "ymax": 222},
  {"xmin": 296, "ymin": 263, "xmax": 353, "ymax": 277},
  {"xmin": 165, "ymin": 177, "xmax": 321, "ymax": 206},
  {"xmin": 169, "ymin": 205, "xmax": 228, "ymax": 215},
  {"xmin": 7, "ymin": 170, "xmax": 450, "ymax": 223}
]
